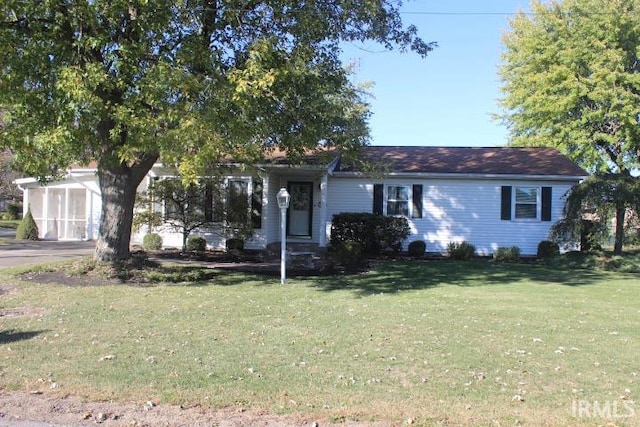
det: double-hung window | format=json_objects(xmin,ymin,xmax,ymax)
[
  {"xmin": 373, "ymin": 183, "xmax": 423, "ymax": 218},
  {"xmin": 226, "ymin": 179, "xmax": 249, "ymax": 224},
  {"xmin": 211, "ymin": 178, "xmax": 263, "ymax": 229},
  {"xmin": 501, "ymin": 185, "xmax": 552, "ymax": 222},
  {"xmin": 514, "ymin": 187, "xmax": 538, "ymax": 219},
  {"xmin": 386, "ymin": 185, "xmax": 410, "ymax": 216},
  {"xmin": 159, "ymin": 178, "xmax": 204, "ymax": 220}
]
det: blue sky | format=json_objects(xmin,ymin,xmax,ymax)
[{"xmin": 341, "ymin": 0, "xmax": 532, "ymax": 147}]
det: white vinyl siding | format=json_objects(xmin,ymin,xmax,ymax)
[{"xmin": 326, "ymin": 177, "xmax": 575, "ymax": 256}]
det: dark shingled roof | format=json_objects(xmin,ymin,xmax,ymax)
[{"xmin": 335, "ymin": 146, "xmax": 587, "ymax": 177}]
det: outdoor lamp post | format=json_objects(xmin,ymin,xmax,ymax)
[{"xmin": 276, "ymin": 188, "xmax": 291, "ymax": 284}]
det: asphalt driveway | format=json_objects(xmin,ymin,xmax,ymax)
[{"xmin": 0, "ymin": 230, "xmax": 95, "ymax": 268}]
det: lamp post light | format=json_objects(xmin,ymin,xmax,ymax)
[{"xmin": 276, "ymin": 187, "xmax": 291, "ymax": 285}]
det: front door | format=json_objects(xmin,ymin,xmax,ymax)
[{"xmin": 287, "ymin": 182, "xmax": 313, "ymax": 237}]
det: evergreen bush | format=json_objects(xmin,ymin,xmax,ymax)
[
  {"xmin": 187, "ymin": 235, "xmax": 207, "ymax": 252},
  {"xmin": 537, "ymin": 240, "xmax": 560, "ymax": 259},
  {"xmin": 3, "ymin": 203, "xmax": 21, "ymax": 220},
  {"xmin": 493, "ymin": 246, "xmax": 521, "ymax": 262},
  {"xmin": 142, "ymin": 233, "xmax": 163, "ymax": 250},
  {"xmin": 15, "ymin": 207, "xmax": 39, "ymax": 240},
  {"xmin": 225, "ymin": 238, "xmax": 244, "ymax": 251},
  {"xmin": 328, "ymin": 240, "xmax": 364, "ymax": 267},
  {"xmin": 447, "ymin": 241, "xmax": 476, "ymax": 260},
  {"xmin": 408, "ymin": 240, "xmax": 426, "ymax": 257}
]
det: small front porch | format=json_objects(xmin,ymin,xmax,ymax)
[
  {"xmin": 263, "ymin": 166, "xmax": 331, "ymax": 251},
  {"xmin": 264, "ymin": 240, "xmax": 326, "ymax": 270}
]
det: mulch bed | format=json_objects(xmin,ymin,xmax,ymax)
[{"xmin": 16, "ymin": 249, "xmax": 354, "ymax": 286}]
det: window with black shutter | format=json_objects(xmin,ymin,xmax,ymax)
[
  {"xmin": 251, "ymin": 178, "xmax": 263, "ymax": 228},
  {"xmin": 541, "ymin": 186, "xmax": 552, "ymax": 221},
  {"xmin": 501, "ymin": 185, "xmax": 552, "ymax": 221},
  {"xmin": 373, "ymin": 184, "xmax": 384, "ymax": 215},
  {"xmin": 412, "ymin": 184, "xmax": 423, "ymax": 218},
  {"xmin": 501, "ymin": 186, "xmax": 512, "ymax": 220}
]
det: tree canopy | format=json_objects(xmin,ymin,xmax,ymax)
[
  {"xmin": 0, "ymin": 1, "xmax": 434, "ymax": 261},
  {"xmin": 498, "ymin": 0, "xmax": 640, "ymax": 253}
]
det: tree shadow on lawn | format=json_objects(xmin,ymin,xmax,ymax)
[
  {"xmin": 310, "ymin": 259, "xmax": 605, "ymax": 297},
  {"xmin": 0, "ymin": 329, "xmax": 47, "ymax": 344}
]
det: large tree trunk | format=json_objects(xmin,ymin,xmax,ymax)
[
  {"xmin": 182, "ymin": 230, "xmax": 189, "ymax": 253},
  {"xmin": 95, "ymin": 154, "xmax": 158, "ymax": 262},
  {"xmin": 613, "ymin": 204, "xmax": 626, "ymax": 255}
]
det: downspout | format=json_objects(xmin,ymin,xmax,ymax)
[
  {"xmin": 318, "ymin": 175, "xmax": 328, "ymax": 247},
  {"xmin": 15, "ymin": 183, "xmax": 26, "ymax": 217}
]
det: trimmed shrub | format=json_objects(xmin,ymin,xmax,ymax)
[
  {"xmin": 330, "ymin": 212, "xmax": 410, "ymax": 256},
  {"xmin": 408, "ymin": 240, "xmax": 426, "ymax": 258},
  {"xmin": 142, "ymin": 233, "xmax": 163, "ymax": 250},
  {"xmin": 187, "ymin": 235, "xmax": 207, "ymax": 252},
  {"xmin": 537, "ymin": 240, "xmax": 560, "ymax": 259},
  {"xmin": 597, "ymin": 255, "xmax": 623, "ymax": 271},
  {"xmin": 225, "ymin": 238, "xmax": 244, "ymax": 251},
  {"xmin": 493, "ymin": 246, "xmax": 521, "ymax": 262},
  {"xmin": 15, "ymin": 207, "xmax": 39, "ymax": 240},
  {"xmin": 447, "ymin": 241, "xmax": 476, "ymax": 260},
  {"xmin": 3, "ymin": 203, "xmax": 21, "ymax": 220},
  {"xmin": 328, "ymin": 240, "xmax": 364, "ymax": 267}
]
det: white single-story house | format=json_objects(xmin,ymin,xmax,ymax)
[{"xmin": 15, "ymin": 146, "xmax": 587, "ymax": 256}]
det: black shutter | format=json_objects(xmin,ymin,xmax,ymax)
[
  {"xmin": 251, "ymin": 178, "xmax": 263, "ymax": 228},
  {"xmin": 541, "ymin": 186, "xmax": 552, "ymax": 222},
  {"xmin": 412, "ymin": 184, "xmax": 423, "ymax": 218},
  {"xmin": 501, "ymin": 186, "xmax": 512, "ymax": 220},
  {"xmin": 373, "ymin": 184, "xmax": 384, "ymax": 215},
  {"xmin": 203, "ymin": 182, "xmax": 213, "ymax": 221}
]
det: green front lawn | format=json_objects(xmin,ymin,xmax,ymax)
[{"xmin": 1, "ymin": 259, "xmax": 638, "ymax": 426}]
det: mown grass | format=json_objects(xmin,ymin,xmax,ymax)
[{"xmin": 1, "ymin": 258, "xmax": 638, "ymax": 426}]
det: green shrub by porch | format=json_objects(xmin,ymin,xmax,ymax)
[
  {"xmin": 328, "ymin": 240, "xmax": 364, "ymax": 266},
  {"xmin": 330, "ymin": 212, "xmax": 410, "ymax": 256},
  {"xmin": 15, "ymin": 207, "xmax": 39, "ymax": 240}
]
